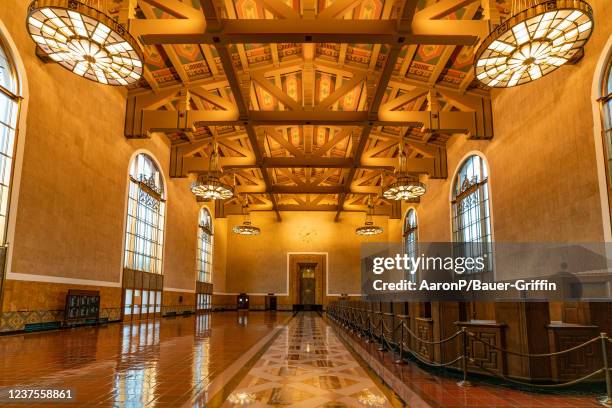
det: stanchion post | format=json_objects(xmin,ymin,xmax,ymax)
[
  {"xmin": 378, "ymin": 315, "xmax": 386, "ymax": 352},
  {"xmin": 457, "ymin": 327, "xmax": 472, "ymax": 387},
  {"xmin": 365, "ymin": 313, "xmax": 371, "ymax": 343},
  {"xmin": 600, "ymin": 332, "xmax": 612, "ymax": 407},
  {"xmin": 395, "ymin": 320, "xmax": 405, "ymax": 365}
]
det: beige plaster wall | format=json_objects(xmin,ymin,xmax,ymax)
[
  {"xmin": 223, "ymin": 211, "xmax": 391, "ymax": 295},
  {"xmin": 409, "ymin": 0, "xmax": 612, "ymax": 244},
  {"xmin": 0, "ymin": 0, "xmax": 204, "ymax": 295}
]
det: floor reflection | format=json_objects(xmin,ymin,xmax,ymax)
[
  {"xmin": 220, "ymin": 313, "xmax": 394, "ymax": 407},
  {"xmin": 0, "ymin": 311, "xmax": 289, "ymax": 407}
]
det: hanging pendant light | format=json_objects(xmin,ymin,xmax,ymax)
[
  {"xmin": 474, "ymin": 0, "xmax": 593, "ymax": 88},
  {"xmin": 382, "ymin": 132, "xmax": 426, "ymax": 201},
  {"xmin": 191, "ymin": 141, "xmax": 234, "ymax": 200},
  {"xmin": 232, "ymin": 197, "xmax": 261, "ymax": 236},
  {"xmin": 26, "ymin": 0, "xmax": 143, "ymax": 86},
  {"xmin": 356, "ymin": 196, "xmax": 383, "ymax": 236}
]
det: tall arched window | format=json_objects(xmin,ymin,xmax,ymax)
[
  {"xmin": 196, "ymin": 207, "xmax": 213, "ymax": 311},
  {"xmin": 124, "ymin": 153, "xmax": 165, "ymax": 274},
  {"xmin": 403, "ymin": 209, "xmax": 418, "ymax": 281},
  {"xmin": 123, "ymin": 153, "xmax": 165, "ymax": 320},
  {"xmin": 197, "ymin": 207, "xmax": 213, "ymax": 283},
  {"xmin": 602, "ymin": 56, "xmax": 612, "ymax": 217},
  {"xmin": 451, "ymin": 154, "xmax": 493, "ymax": 273},
  {"xmin": 0, "ymin": 35, "xmax": 20, "ymax": 246}
]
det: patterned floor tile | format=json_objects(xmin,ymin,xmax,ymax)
[{"xmin": 222, "ymin": 314, "xmax": 393, "ymax": 408}]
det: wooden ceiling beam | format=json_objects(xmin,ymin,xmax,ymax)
[
  {"xmin": 200, "ymin": 0, "xmax": 280, "ymax": 220},
  {"xmin": 131, "ymin": 19, "xmax": 487, "ymax": 46}
]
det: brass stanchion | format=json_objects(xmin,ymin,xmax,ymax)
[
  {"xmin": 378, "ymin": 315, "xmax": 386, "ymax": 352},
  {"xmin": 365, "ymin": 313, "xmax": 372, "ymax": 343},
  {"xmin": 457, "ymin": 327, "xmax": 472, "ymax": 387},
  {"xmin": 600, "ymin": 333, "xmax": 612, "ymax": 407},
  {"xmin": 395, "ymin": 320, "xmax": 405, "ymax": 365}
]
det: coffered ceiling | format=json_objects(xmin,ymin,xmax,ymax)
[{"xmin": 118, "ymin": 0, "xmax": 512, "ymax": 219}]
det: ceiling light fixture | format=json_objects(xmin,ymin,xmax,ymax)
[
  {"xmin": 382, "ymin": 132, "xmax": 426, "ymax": 201},
  {"xmin": 232, "ymin": 197, "xmax": 261, "ymax": 236},
  {"xmin": 26, "ymin": 0, "xmax": 143, "ymax": 86},
  {"xmin": 474, "ymin": 0, "xmax": 593, "ymax": 88},
  {"xmin": 191, "ymin": 141, "xmax": 234, "ymax": 200},
  {"xmin": 356, "ymin": 195, "xmax": 383, "ymax": 236}
]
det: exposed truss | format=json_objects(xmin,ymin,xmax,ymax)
[{"xmin": 119, "ymin": 0, "xmax": 505, "ymax": 217}]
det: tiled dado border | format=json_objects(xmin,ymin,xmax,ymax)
[{"xmin": 0, "ymin": 307, "xmax": 123, "ymax": 333}]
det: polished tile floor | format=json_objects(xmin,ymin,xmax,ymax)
[
  {"xmin": 0, "ymin": 311, "xmax": 602, "ymax": 407},
  {"xmin": 0, "ymin": 312, "xmax": 290, "ymax": 407},
  {"xmin": 220, "ymin": 313, "xmax": 399, "ymax": 408}
]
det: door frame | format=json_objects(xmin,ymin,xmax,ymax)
[{"xmin": 288, "ymin": 253, "xmax": 327, "ymax": 305}]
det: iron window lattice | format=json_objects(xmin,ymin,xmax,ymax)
[
  {"xmin": 451, "ymin": 155, "xmax": 493, "ymax": 274},
  {"xmin": 601, "ymin": 55, "xmax": 612, "ymax": 223},
  {"xmin": 197, "ymin": 208, "xmax": 213, "ymax": 284},
  {"xmin": 0, "ymin": 35, "xmax": 20, "ymax": 247},
  {"xmin": 403, "ymin": 209, "xmax": 418, "ymax": 282},
  {"xmin": 124, "ymin": 153, "xmax": 165, "ymax": 275}
]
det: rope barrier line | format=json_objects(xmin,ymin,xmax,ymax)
[
  {"xmin": 402, "ymin": 321, "xmax": 462, "ymax": 345},
  {"xmin": 330, "ymin": 304, "xmax": 603, "ymax": 358},
  {"xmin": 327, "ymin": 303, "xmax": 612, "ymax": 394},
  {"xmin": 401, "ymin": 344, "xmax": 463, "ymax": 368},
  {"xmin": 469, "ymin": 332, "xmax": 601, "ymax": 358},
  {"xmin": 470, "ymin": 359, "xmax": 605, "ymax": 388}
]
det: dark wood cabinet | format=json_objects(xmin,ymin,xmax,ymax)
[{"xmin": 65, "ymin": 290, "xmax": 100, "ymax": 321}]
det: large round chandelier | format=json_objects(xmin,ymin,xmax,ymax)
[
  {"xmin": 474, "ymin": 0, "xmax": 593, "ymax": 88},
  {"xmin": 382, "ymin": 134, "xmax": 426, "ymax": 200},
  {"xmin": 232, "ymin": 199, "xmax": 261, "ymax": 236},
  {"xmin": 191, "ymin": 142, "xmax": 234, "ymax": 200},
  {"xmin": 26, "ymin": 0, "xmax": 143, "ymax": 86},
  {"xmin": 383, "ymin": 175, "xmax": 426, "ymax": 200},
  {"xmin": 356, "ymin": 196, "xmax": 383, "ymax": 236}
]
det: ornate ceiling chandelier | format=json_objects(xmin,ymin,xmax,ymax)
[
  {"xmin": 26, "ymin": 0, "xmax": 143, "ymax": 86},
  {"xmin": 382, "ymin": 134, "xmax": 426, "ymax": 201},
  {"xmin": 474, "ymin": 0, "xmax": 593, "ymax": 88},
  {"xmin": 232, "ymin": 198, "xmax": 261, "ymax": 236},
  {"xmin": 356, "ymin": 196, "xmax": 383, "ymax": 236},
  {"xmin": 191, "ymin": 142, "xmax": 234, "ymax": 200}
]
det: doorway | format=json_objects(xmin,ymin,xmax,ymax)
[
  {"xmin": 288, "ymin": 253, "xmax": 327, "ymax": 308},
  {"xmin": 299, "ymin": 264, "xmax": 316, "ymax": 305}
]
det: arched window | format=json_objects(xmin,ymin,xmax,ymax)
[
  {"xmin": 451, "ymin": 154, "xmax": 492, "ymax": 272},
  {"xmin": 124, "ymin": 153, "xmax": 165, "ymax": 274},
  {"xmin": 602, "ymin": 55, "xmax": 612, "ymax": 217},
  {"xmin": 0, "ymin": 35, "xmax": 20, "ymax": 246},
  {"xmin": 403, "ymin": 209, "xmax": 418, "ymax": 281},
  {"xmin": 122, "ymin": 153, "xmax": 165, "ymax": 320},
  {"xmin": 197, "ymin": 207, "xmax": 213, "ymax": 283},
  {"xmin": 196, "ymin": 207, "xmax": 213, "ymax": 311}
]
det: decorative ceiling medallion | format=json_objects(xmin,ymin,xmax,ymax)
[
  {"xmin": 26, "ymin": 0, "xmax": 143, "ymax": 86},
  {"xmin": 474, "ymin": 0, "xmax": 593, "ymax": 88}
]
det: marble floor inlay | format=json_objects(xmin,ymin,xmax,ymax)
[{"xmin": 221, "ymin": 313, "xmax": 395, "ymax": 408}]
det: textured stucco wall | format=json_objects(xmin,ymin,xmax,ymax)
[
  {"xmin": 0, "ymin": 0, "xmax": 204, "ymax": 301},
  {"xmin": 223, "ymin": 211, "xmax": 392, "ymax": 295},
  {"xmin": 409, "ymin": 0, "xmax": 612, "ymax": 244},
  {"xmin": 1, "ymin": 0, "xmax": 611, "ymax": 309}
]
